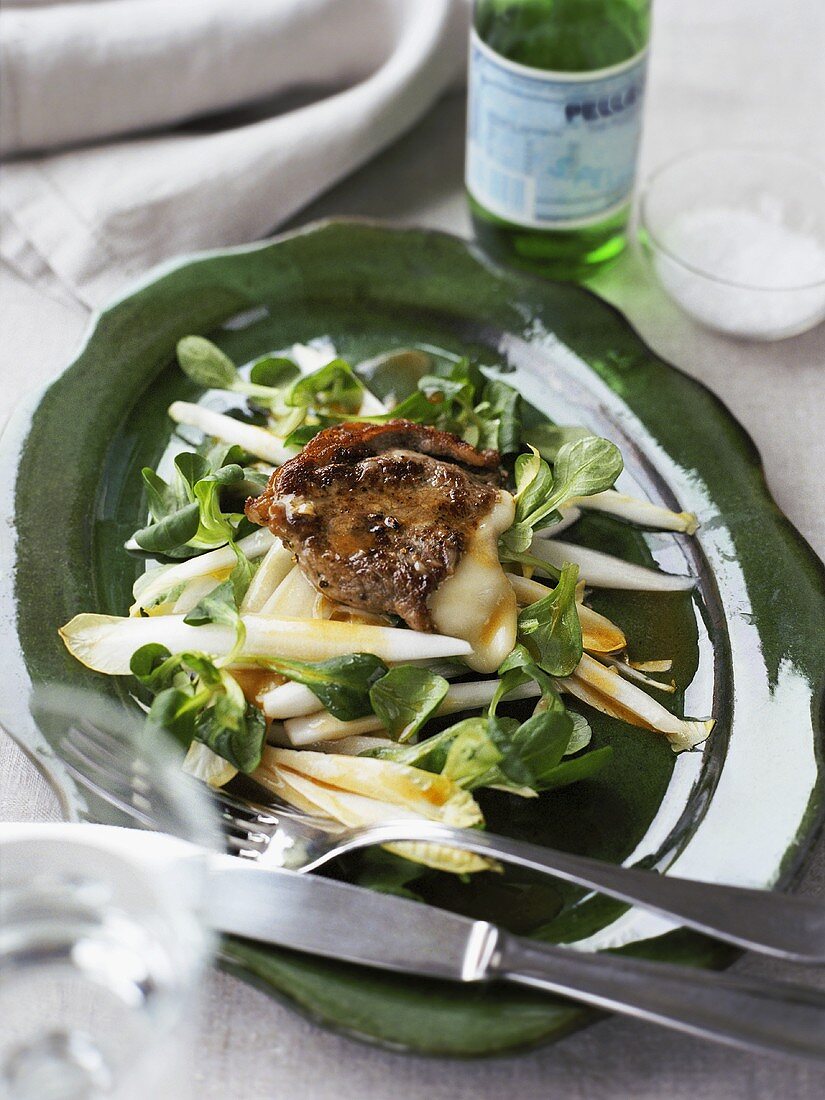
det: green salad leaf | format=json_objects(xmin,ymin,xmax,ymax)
[
  {"xmin": 142, "ymin": 465, "xmax": 189, "ymax": 525},
  {"xmin": 180, "ymin": 542, "xmax": 255, "ymax": 666},
  {"xmin": 177, "ymin": 336, "xmax": 300, "ymax": 409},
  {"xmin": 350, "ymin": 356, "xmax": 521, "ymax": 454},
  {"xmin": 369, "ymin": 666, "xmax": 450, "ymax": 741},
  {"xmin": 177, "ymin": 335, "xmax": 238, "ymax": 390},
  {"xmin": 487, "ymin": 642, "xmax": 555, "ymax": 717},
  {"xmin": 183, "ymin": 576, "xmax": 247, "ymax": 665},
  {"xmin": 133, "ymin": 502, "xmax": 201, "ymax": 556},
  {"xmin": 174, "ymin": 335, "xmax": 523, "ymax": 457},
  {"xmin": 191, "ymin": 463, "xmax": 245, "ymax": 545},
  {"xmin": 567, "ymin": 710, "xmax": 594, "ymax": 754},
  {"xmin": 365, "ymin": 636, "xmax": 605, "ymax": 796},
  {"xmin": 133, "ymin": 645, "xmax": 267, "ymax": 773},
  {"xmin": 249, "ymin": 356, "xmax": 301, "ymax": 389},
  {"xmin": 227, "ymin": 542, "xmax": 256, "ymax": 604},
  {"xmin": 267, "ymin": 359, "xmax": 366, "ymax": 445},
  {"xmin": 257, "ymin": 653, "xmax": 388, "ymax": 721},
  {"xmin": 478, "ymin": 377, "xmax": 522, "ymax": 454},
  {"xmin": 193, "ymin": 682, "xmax": 267, "ymax": 774},
  {"xmin": 133, "ymin": 448, "xmax": 266, "ymax": 558},
  {"xmin": 418, "ymin": 371, "xmax": 475, "ymax": 409},
  {"xmin": 183, "ymin": 580, "xmax": 240, "ymax": 631},
  {"xmin": 552, "ymin": 435, "xmax": 624, "ymax": 502},
  {"xmin": 500, "ymin": 436, "xmax": 623, "ymax": 557},
  {"xmin": 365, "ymin": 702, "xmax": 610, "ymax": 797},
  {"xmin": 517, "ymin": 562, "xmax": 582, "ymax": 677},
  {"xmin": 438, "ymin": 718, "xmax": 503, "ymax": 786},
  {"xmin": 285, "ymin": 359, "xmax": 364, "ymax": 413},
  {"xmin": 131, "ymin": 642, "xmax": 197, "ymax": 696},
  {"xmin": 523, "ymin": 423, "xmax": 596, "ymax": 462},
  {"xmin": 535, "ymin": 745, "xmax": 613, "ymax": 790},
  {"xmin": 383, "ymin": 389, "xmax": 442, "ymax": 425},
  {"xmin": 488, "ymin": 705, "xmax": 573, "ymax": 790}
]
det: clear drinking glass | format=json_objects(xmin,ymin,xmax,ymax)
[{"xmin": 0, "ymin": 688, "xmax": 218, "ymax": 1100}]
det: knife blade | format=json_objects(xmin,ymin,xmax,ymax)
[
  {"xmin": 207, "ymin": 853, "xmax": 499, "ymax": 982},
  {"xmin": 207, "ymin": 853, "xmax": 825, "ymax": 1062}
]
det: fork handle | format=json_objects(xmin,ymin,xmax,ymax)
[
  {"xmin": 494, "ymin": 934, "xmax": 825, "ymax": 1063},
  {"xmin": 343, "ymin": 821, "xmax": 825, "ymax": 962}
]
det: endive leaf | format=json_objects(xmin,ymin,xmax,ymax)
[
  {"xmin": 266, "ymin": 748, "xmax": 484, "ymax": 827},
  {"xmin": 58, "ymin": 613, "xmax": 471, "ymax": 675},
  {"xmin": 528, "ymin": 538, "xmax": 695, "ymax": 591},
  {"xmin": 558, "ymin": 654, "xmax": 713, "ymax": 752},
  {"xmin": 253, "ymin": 748, "xmax": 492, "ymax": 874}
]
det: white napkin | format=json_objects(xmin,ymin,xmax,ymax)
[{"xmin": 0, "ymin": 0, "xmax": 468, "ymax": 308}]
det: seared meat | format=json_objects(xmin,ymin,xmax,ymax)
[
  {"xmin": 245, "ymin": 420, "xmax": 504, "ymax": 631},
  {"xmin": 268, "ymin": 420, "xmax": 504, "ymax": 482}
]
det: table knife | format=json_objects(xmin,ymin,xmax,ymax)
[
  {"xmin": 208, "ymin": 853, "xmax": 825, "ymax": 1063},
  {"xmin": 4, "ymin": 824, "xmax": 822, "ymax": 1062}
]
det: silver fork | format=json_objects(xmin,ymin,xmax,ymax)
[{"xmin": 59, "ymin": 715, "xmax": 825, "ymax": 963}]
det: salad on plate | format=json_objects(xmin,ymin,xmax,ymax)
[{"xmin": 59, "ymin": 339, "xmax": 713, "ymax": 874}]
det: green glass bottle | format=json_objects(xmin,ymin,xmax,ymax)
[{"xmin": 466, "ymin": 0, "xmax": 651, "ymax": 280}]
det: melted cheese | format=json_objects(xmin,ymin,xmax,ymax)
[{"xmin": 429, "ymin": 491, "xmax": 517, "ymax": 674}]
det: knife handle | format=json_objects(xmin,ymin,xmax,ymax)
[
  {"xmin": 352, "ymin": 821, "xmax": 825, "ymax": 962},
  {"xmin": 494, "ymin": 934, "xmax": 825, "ymax": 1063}
]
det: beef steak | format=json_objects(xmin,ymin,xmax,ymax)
[{"xmin": 245, "ymin": 420, "xmax": 504, "ymax": 631}]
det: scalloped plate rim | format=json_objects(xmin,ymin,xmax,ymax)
[{"xmin": 1, "ymin": 218, "xmax": 823, "ymax": 1057}]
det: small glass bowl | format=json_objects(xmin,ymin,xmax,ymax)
[{"xmin": 639, "ymin": 148, "xmax": 825, "ymax": 340}]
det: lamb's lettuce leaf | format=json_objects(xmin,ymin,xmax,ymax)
[
  {"xmin": 478, "ymin": 377, "xmax": 522, "ymax": 454},
  {"xmin": 369, "ymin": 667, "xmax": 450, "ymax": 741},
  {"xmin": 261, "ymin": 653, "xmax": 388, "ymax": 721},
  {"xmin": 523, "ymin": 423, "xmax": 595, "ymax": 462},
  {"xmin": 176, "ymin": 335, "xmax": 238, "ymax": 390},
  {"xmin": 177, "ymin": 336, "xmax": 299, "ymax": 408},
  {"xmin": 133, "ymin": 446, "xmax": 265, "ymax": 558},
  {"xmin": 500, "ymin": 436, "xmax": 623, "ymax": 556},
  {"xmin": 365, "ymin": 701, "xmax": 610, "ymax": 797},
  {"xmin": 285, "ymin": 359, "xmax": 364, "ymax": 413},
  {"xmin": 517, "ymin": 562, "xmax": 582, "ymax": 677},
  {"xmin": 249, "ymin": 356, "xmax": 301, "ymax": 389},
  {"xmin": 132, "ymin": 645, "xmax": 266, "ymax": 773}
]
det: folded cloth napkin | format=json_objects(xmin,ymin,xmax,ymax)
[{"xmin": 0, "ymin": 0, "xmax": 468, "ymax": 308}]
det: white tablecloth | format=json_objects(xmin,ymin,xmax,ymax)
[{"xmin": 2, "ymin": 2, "xmax": 824, "ymax": 1096}]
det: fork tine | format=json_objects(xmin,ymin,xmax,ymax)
[
  {"xmin": 212, "ymin": 785, "xmax": 301, "ymax": 818},
  {"xmin": 210, "ymin": 788, "xmax": 281, "ymax": 823},
  {"xmin": 64, "ymin": 720, "xmax": 121, "ymax": 763},
  {"xmin": 63, "ymin": 720, "xmax": 149, "ymax": 783},
  {"xmin": 59, "ymin": 716, "xmax": 165, "ymax": 830},
  {"xmin": 215, "ymin": 805, "xmax": 271, "ymax": 834},
  {"xmin": 56, "ymin": 699, "xmax": 338, "ymax": 852},
  {"xmin": 66, "ymin": 719, "xmax": 150, "ymax": 779},
  {"xmin": 219, "ymin": 817, "xmax": 266, "ymax": 844},
  {"xmin": 215, "ymin": 781, "xmax": 338, "ymax": 827},
  {"xmin": 61, "ymin": 735, "xmax": 150, "ymax": 805},
  {"xmin": 225, "ymin": 835, "xmax": 267, "ymax": 858},
  {"xmin": 61, "ymin": 737, "xmax": 136, "ymax": 798},
  {"xmin": 66, "ymin": 719, "xmax": 128, "ymax": 764},
  {"xmin": 61, "ymin": 757, "xmax": 157, "ymax": 830}
]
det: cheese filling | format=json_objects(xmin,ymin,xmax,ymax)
[{"xmin": 429, "ymin": 490, "xmax": 517, "ymax": 674}]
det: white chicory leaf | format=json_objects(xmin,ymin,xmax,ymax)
[
  {"xmin": 528, "ymin": 538, "xmax": 696, "ymax": 591},
  {"xmin": 59, "ymin": 613, "xmax": 473, "ymax": 675}
]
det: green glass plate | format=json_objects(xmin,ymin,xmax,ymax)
[{"xmin": 2, "ymin": 221, "xmax": 823, "ymax": 1056}]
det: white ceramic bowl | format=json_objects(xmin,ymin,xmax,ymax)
[{"xmin": 639, "ymin": 148, "xmax": 825, "ymax": 340}]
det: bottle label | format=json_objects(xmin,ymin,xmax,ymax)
[{"xmin": 466, "ymin": 28, "xmax": 647, "ymax": 228}]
